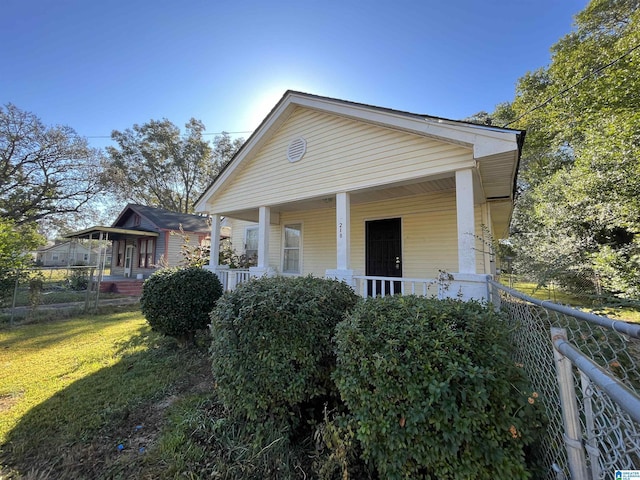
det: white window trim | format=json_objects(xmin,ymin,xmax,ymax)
[
  {"xmin": 244, "ymin": 225, "xmax": 259, "ymax": 259},
  {"xmin": 281, "ymin": 222, "xmax": 303, "ymax": 275}
]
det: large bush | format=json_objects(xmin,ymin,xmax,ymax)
[
  {"xmin": 141, "ymin": 267, "xmax": 223, "ymax": 345},
  {"xmin": 210, "ymin": 275, "xmax": 359, "ymax": 432},
  {"xmin": 333, "ymin": 296, "xmax": 543, "ymax": 479},
  {"xmin": 0, "ymin": 219, "xmax": 43, "ymax": 306}
]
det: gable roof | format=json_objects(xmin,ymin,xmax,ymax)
[
  {"xmin": 195, "ymin": 90, "xmax": 524, "ymax": 212},
  {"xmin": 113, "ymin": 204, "xmax": 210, "ymax": 232}
]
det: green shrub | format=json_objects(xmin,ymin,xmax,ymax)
[
  {"xmin": 67, "ymin": 267, "xmax": 90, "ymax": 291},
  {"xmin": 210, "ymin": 275, "xmax": 359, "ymax": 433},
  {"xmin": 333, "ymin": 296, "xmax": 543, "ymax": 479},
  {"xmin": 141, "ymin": 267, "xmax": 223, "ymax": 345},
  {"xmin": 28, "ymin": 274, "xmax": 44, "ymax": 309}
]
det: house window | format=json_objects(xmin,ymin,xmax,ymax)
[
  {"xmin": 133, "ymin": 214, "xmax": 141, "ymax": 226},
  {"xmin": 116, "ymin": 241, "xmax": 125, "ymax": 267},
  {"xmin": 245, "ymin": 227, "xmax": 258, "ymax": 263},
  {"xmin": 138, "ymin": 238, "xmax": 155, "ymax": 268},
  {"xmin": 52, "ymin": 254, "xmax": 59, "ymax": 262},
  {"xmin": 199, "ymin": 235, "xmax": 211, "ymax": 248},
  {"xmin": 282, "ymin": 224, "xmax": 301, "ymax": 274}
]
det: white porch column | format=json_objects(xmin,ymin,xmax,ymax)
[
  {"xmin": 209, "ymin": 215, "xmax": 221, "ymax": 268},
  {"xmin": 336, "ymin": 192, "xmax": 350, "ymax": 270},
  {"xmin": 326, "ymin": 192, "xmax": 354, "ymax": 286},
  {"xmin": 250, "ymin": 206, "xmax": 274, "ymax": 278},
  {"xmin": 455, "ymin": 168, "xmax": 476, "ymax": 274},
  {"xmin": 257, "ymin": 206, "xmax": 270, "ymax": 268}
]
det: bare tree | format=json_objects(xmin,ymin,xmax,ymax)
[{"xmin": 0, "ymin": 103, "xmax": 103, "ymax": 226}]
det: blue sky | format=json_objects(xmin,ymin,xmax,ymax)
[{"xmin": 2, "ymin": 0, "xmax": 588, "ymax": 150}]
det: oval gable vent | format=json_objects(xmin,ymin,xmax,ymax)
[{"xmin": 287, "ymin": 137, "xmax": 307, "ymax": 163}]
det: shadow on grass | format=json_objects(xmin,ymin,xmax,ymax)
[{"xmin": 0, "ymin": 330, "xmax": 214, "ymax": 480}]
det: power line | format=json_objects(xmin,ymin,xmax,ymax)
[
  {"xmin": 203, "ymin": 130, "xmax": 253, "ymax": 136},
  {"xmin": 502, "ymin": 41, "xmax": 640, "ymax": 127},
  {"xmin": 85, "ymin": 130, "xmax": 253, "ymax": 140}
]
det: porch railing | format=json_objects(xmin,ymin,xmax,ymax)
[
  {"xmin": 215, "ymin": 269, "xmax": 251, "ymax": 292},
  {"xmin": 214, "ymin": 270, "xmax": 484, "ymax": 300},
  {"xmin": 352, "ymin": 275, "xmax": 440, "ymax": 298}
]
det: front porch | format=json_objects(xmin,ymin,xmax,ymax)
[
  {"xmin": 211, "ymin": 267, "xmax": 492, "ymax": 300},
  {"xmin": 204, "ymin": 168, "xmax": 501, "ymax": 302}
]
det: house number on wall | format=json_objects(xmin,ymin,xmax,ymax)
[{"xmin": 339, "ymin": 222, "xmax": 343, "ymax": 239}]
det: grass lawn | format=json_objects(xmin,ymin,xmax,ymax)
[
  {"xmin": 10, "ymin": 288, "xmax": 129, "ymax": 307},
  {"xmin": 0, "ymin": 308, "xmax": 215, "ymax": 479},
  {"xmin": 6, "ymin": 267, "xmax": 124, "ymax": 309},
  {"xmin": 502, "ymin": 277, "xmax": 640, "ymax": 323}
]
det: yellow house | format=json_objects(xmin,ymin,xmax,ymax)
[{"xmin": 195, "ymin": 91, "xmax": 524, "ymax": 300}]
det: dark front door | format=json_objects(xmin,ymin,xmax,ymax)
[{"xmin": 366, "ymin": 218, "xmax": 402, "ymax": 296}]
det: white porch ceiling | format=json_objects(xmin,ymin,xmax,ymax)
[{"xmin": 222, "ymin": 174, "xmax": 457, "ymax": 222}]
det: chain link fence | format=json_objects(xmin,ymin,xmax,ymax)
[
  {"xmin": 0, "ymin": 266, "xmax": 106, "ymax": 323},
  {"xmin": 489, "ymin": 280, "xmax": 640, "ymax": 479}
]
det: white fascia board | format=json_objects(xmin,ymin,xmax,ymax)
[
  {"xmin": 290, "ymin": 94, "xmax": 520, "ymax": 159},
  {"xmin": 194, "ymin": 202, "xmax": 208, "ymax": 213},
  {"xmin": 194, "ymin": 99, "xmax": 298, "ymax": 213}
]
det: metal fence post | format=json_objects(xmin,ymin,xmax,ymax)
[
  {"xmin": 84, "ymin": 267, "xmax": 94, "ymax": 313},
  {"xmin": 580, "ymin": 372, "xmax": 601, "ymax": 480},
  {"xmin": 10, "ymin": 274, "xmax": 19, "ymax": 325},
  {"xmin": 551, "ymin": 327, "xmax": 589, "ymax": 480}
]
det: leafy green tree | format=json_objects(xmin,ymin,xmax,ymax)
[
  {"xmin": 505, "ymin": 0, "xmax": 640, "ymax": 298},
  {"xmin": 0, "ymin": 104, "xmax": 103, "ymax": 226},
  {"xmin": 0, "ymin": 218, "xmax": 45, "ymax": 306},
  {"xmin": 464, "ymin": 102, "xmax": 516, "ymax": 127},
  {"xmin": 104, "ymin": 120, "xmax": 242, "ymax": 213}
]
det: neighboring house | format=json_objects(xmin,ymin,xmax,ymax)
[
  {"xmin": 195, "ymin": 91, "xmax": 524, "ymax": 301},
  {"xmin": 35, "ymin": 241, "xmax": 97, "ymax": 267},
  {"xmin": 66, "ymin": 204, "xmax": 212, "ymax": 279}
]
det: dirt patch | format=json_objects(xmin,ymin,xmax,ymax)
[
  {"xmin": 0, "ymin": 391, "xmax": 23, "ymax": 413},
  {"xmin": 71, "ymin": 354, "xmax": 215, "ymax": 479}
]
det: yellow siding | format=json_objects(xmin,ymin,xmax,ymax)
[
  {"xmin": 225, "ymin": 219, "xmax": 282, "ymax": 269},
  {"xmin": 350, "ymin": 192, "xmax": 460, "ymax": 279},
  {"xmin": 476, "ymin": 205, "xmax": 494, "ymax": 275},
  {"xmin": 228, "ymin": 219, "xmax": 257, "ymax": 254},
  {"xmin": 226, "ymin": 210, "xmax": 335, "ymax": 274},
  {"xmin": 278, "ymin": 209, "xmax": 336, "ymax": 275},
  {"xmin": 226, "ymin": 191, "xmax": 493, "ymax": 279},
  {"xmin": 210, "ymin": 107, "xmax": 473, "ymax": 213},
  {"xmin": 475, "ymin": 209, "xmax": 488, "ymax": 274}
]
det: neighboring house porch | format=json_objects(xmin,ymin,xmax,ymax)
[{"xmin": 65, "ymin": 204, "xmax": 213, "ymax": 295}]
